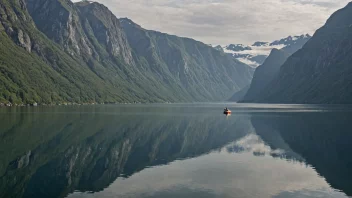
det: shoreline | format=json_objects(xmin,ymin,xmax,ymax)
[{"xmin": 0, "ymin": 101, "xmax": 174, "ymax": 107}]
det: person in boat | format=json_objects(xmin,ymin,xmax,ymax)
[{"xmin": 224, "ymin": 107, "xmax": 228, "ymax": 111}]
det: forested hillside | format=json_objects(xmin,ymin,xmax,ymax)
[{"xmin": 0, "ymin": 0, "xmax": 253, "ymax": 105}]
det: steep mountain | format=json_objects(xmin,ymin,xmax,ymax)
[
  {"xmin": 120, "ymin": 18, "xmax": 254, "ymax": 101},
  {"xmin": 0, "ymin": 0, "xmax": 124, "ymax": 105},
  {"xmin": 0, "ymin": 0, "xmax": 253, "ymax": 105},
  {"xmin": 24, "ymin": 0, "xmax": 178, "ymax": 103},
  {"xmin": 240, "ymin": 49, "xmax": 290, "ymax": 102},
  {"xmin": 217, "ymin": 35, "xmax": 311, "ymax": 67},
  {"xmin": 253, "ymin": 2, "xmax": 352, "ymax": 104},
  {"xmin": 0, "ymin": 0, "xmax": 163, "ymax": 105},
  {"xmin": 230, "ymin": 35, "xmax": 310, "ymax": 102}
]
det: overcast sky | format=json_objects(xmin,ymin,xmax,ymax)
[{"xmin": 73, "ymin": 0, "xmax": 350, "ymax": 45}]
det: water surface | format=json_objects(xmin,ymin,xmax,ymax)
[{"xmin": 0, "ymin": 104, "xmax": 351, "ymax": 198}]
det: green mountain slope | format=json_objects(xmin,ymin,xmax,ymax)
[
  {"xmin": 24, "ymin": 0, "xmax": 177, "ymax": 103},
  {"xmin": 120, "ymin": 18, "xmax": 254, "ymax": 101},
  {"xmin": 0, "ymin": 0, "xmax": 253, "ymax": 105},
  {"xmin": 0, "ymin": 0, "xmax": 126, "ymax": 104},
  {"xmin": 0, "ymin": 0, "xmax": 155, "ymax": 105}
]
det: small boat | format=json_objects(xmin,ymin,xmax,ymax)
[{"xmin": 223, "ymin": 109, "xmax": 231, "ymax": 115}]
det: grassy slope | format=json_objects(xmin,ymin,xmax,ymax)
[{"xmin": 0, "ymin": 0, "xmax": 164, "ymax": 104}]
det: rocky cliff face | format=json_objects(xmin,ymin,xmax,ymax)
[
  {"xmin": 0, "ymin": 0, "xmax": 130, "ymax": 104},
  {"xmin": 25, "ymin": 0, "xmax": 134, "ymax": 65},
  {"xmin": 75, "ymin": 1, "xmax": 134, "ymax": 65},
  {"xmin": 26, "ymin": 0, "xmax": 93, "ymax": 57},
  {"xmin": 252, "ymin": 2, "xmax": 352, "ymax": 104},
  {"xmin": 0, "ymin": 0, "xmax": 32, "ymax": 52}
]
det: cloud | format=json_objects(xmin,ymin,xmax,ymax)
[{"xmin": 72, "ymin": 0, "xmax": 351, "ymax": 45}]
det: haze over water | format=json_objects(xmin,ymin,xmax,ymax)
[{"xmin": 0, "ymin": 104, "xmax": 351, "ymax": 198}]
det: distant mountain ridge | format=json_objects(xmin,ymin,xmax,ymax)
[
  {"xmin": 270, "ymin": 34, "xmax": 311, "ymax": 47},
  {"xmin": 215, "ymin": 34, "xmax": 311, "ymax": 67},
  {"xmin": 226, "ymin": 44, "xmax": 252, "ymax": 52}
]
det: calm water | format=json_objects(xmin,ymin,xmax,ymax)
[{"xmin": 0, "ymin": 103, "xmax": 351, "ymax": 198}]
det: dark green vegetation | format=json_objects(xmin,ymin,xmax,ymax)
[
  {"xmin": 251, "ymin": 2, "xmax": 352, "ymax": 104},
  {"xmin": 0, "ymin": 0, "xmax": 253, "ymax": 105},
  {"xmin": 0, "ymin": 0, "xmax": 126, "ymax": 104}
]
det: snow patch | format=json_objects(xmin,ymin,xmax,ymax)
[{"xmin": 237, "ymin": 58, "xmax": 260, "ymax": 67}]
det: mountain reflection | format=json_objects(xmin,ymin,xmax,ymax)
[
  {"xmin": 251, "ymin": 112, "xmax": 352, "ymax": 196},
  {"xmin": 0, "ymin": 105, "xmax": 351, "ymax": 198},
  {"xmin": 0, "ymin": 106, "xmax": 251, "ymax": 198}
]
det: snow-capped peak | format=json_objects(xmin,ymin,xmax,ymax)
[
  {"xmin": 270, "ymin": 34, "xmax": 311, "ymax": 46},
  {"xmin": 214, "ymin": 34, "xmax": 312, "ymax": 67}
]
